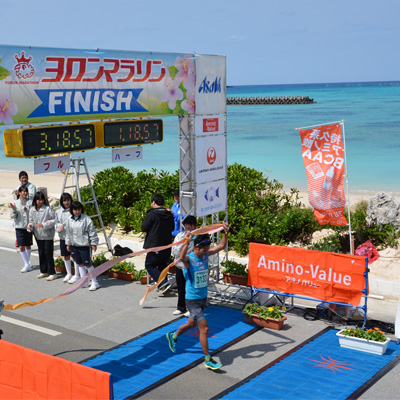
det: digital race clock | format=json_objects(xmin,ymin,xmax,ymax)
[
  {"xmin": 4, "ymin": 123, "xmax": 95, "ymax": 157},
  {"xmin": 102, "ymin": 119, "xmax": 163, "ymax": 147},
  {"xmin": 3, "ymin": 119, "xmax": 163, "ymax": 158}
]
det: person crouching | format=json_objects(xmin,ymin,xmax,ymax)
[{"xmin": 65, "ymin": 201, "xmax": 100, "ymax": 291}]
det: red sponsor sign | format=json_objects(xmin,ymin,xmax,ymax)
[
  {"xmin": 203, "ymin": 117, "xmax": 219, "ymax": 133},
  {"xmin": 248, "ymin": 243, "xmax": 367, "ymax": 306},
  {"xmin": 298, "ymin": 123, "xmax": 347, "ymax": 225}
]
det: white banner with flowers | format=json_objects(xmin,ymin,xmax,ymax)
[{"xmin": 0, "ymin": 45, "xmax": 226, "ymax": 126}]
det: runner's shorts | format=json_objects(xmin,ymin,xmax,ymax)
[{"xmin": 185, "ymin": 298, "xmax": 207, "ymax": 323}]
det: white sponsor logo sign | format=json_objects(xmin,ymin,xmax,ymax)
[
  {"xmin": 34, "ymin": 154, "xmax": 70, "ymax": 174},
  {"xmin": 194, "ymin": 54, "xmax": 226, "ymax": 115},
  {"xmin": 195, "ymin": 136, "xmax": 226, "ymax": 183},
  {"xmin": 194, "ymin": 115, "xmax": 225, "ymax": 136},
  {"xmin": 196, "ymin": 180, "xmax": 227, "ymax": 216},
  {"xmin": 112, "ymin": 146, "xmax": 143, "ymax": 162}
]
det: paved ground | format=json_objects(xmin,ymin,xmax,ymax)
[{"xmin": 0, "ymin": 226, "xmax": 399, "ymax": 399}]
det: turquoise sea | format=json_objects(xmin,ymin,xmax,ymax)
[{"xmin": 1, "ymin": 81, "xmax": 399, "ymax": 194}]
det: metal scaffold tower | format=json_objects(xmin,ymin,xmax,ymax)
[
  {"xmin": 177, "ymin": 114, "xmax": 249, "ymax": 303},
  {"xmin": 61, "ymin": 157, "xmax": 112, "ymax": 253}
]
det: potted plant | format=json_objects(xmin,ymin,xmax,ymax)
[
  {"xmin": 221, "ymin": 260, "xmax": 248, "ymax": 286},
  {"xmin": 108, "ymin": 260, "xmax": 136, "ymax": 281},
  {"xmin": 92, "ymin": 253, "xmax": 110, "ymax": 275},
  {"xmin": 243, "ymin": 303, "xmax": 287, "ymax": 330},
  {"xmin": 337, "ymin": 327, "xmax": 390, "ymax": 355},
  {"xmin": 134, "ymin": 269, "xmax": 149, "ymax": 284},
  {"xmin": 54, "ymin": 256, "xmax": 75, "ymax": 275}
]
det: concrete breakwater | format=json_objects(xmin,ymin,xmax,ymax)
[{"xmin": 227, "ymin": 96, "xmax": 315, "ymax": 105}]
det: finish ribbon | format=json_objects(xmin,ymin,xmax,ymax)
[{"xmin": 2, "ymin": 224, "xmax": 224, "ymax": 311}]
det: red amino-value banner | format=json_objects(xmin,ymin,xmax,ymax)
[
  {"xmin": 298, "ymin": 123, "xmax": 347, "ymax": 225},
  {"xmin": 248, "ymin": 243, "xmax": 367, "ymax": 306}
]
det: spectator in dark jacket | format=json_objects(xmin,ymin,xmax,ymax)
[{"xmin": 141, "ymin": 194, "xmax": 174, "ymax": 287}]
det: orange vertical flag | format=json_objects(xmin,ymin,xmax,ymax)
[{"xmin": 299, "ymin": 123, "xmax": 347, "ymax": 226}]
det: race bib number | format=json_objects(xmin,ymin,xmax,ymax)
[{"xmin": 194, "ymin": 270, "xmax": 208, "ymax": 288}]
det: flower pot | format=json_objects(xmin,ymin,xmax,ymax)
[
  {"xmin": 55, "ymin": 264, "xmax": 75, "ymax": 275},
  {"xmin": 140, "ymin": 275, "xmax": 149, "ymax": 285},
  {"xmin": 108, "ymin": 270, "xmax": 135, "ymax": 281},
  {"xmin": 55, "ymin": 264, "xmax": 66, "ymax": 274},
  {"xmin": 336, "ymin": 329, "xmax": 390, "ymax": 355},
  {"xmin": 223, "ymin": 273, "xmax": 249, "ymax": 286},
  {"xmin": 244, "ymin": 314, "xmax": 287, "ymax": 330}
]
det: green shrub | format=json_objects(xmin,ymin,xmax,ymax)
[
  {"xmin": 308, "ymin": 233, "xmax": 342, "ymax": 253},
  {"xmin": 111, "ymin": 260, "xmax": 136, "ymax": 273},
  {"xmin": 226, "ymin": 163, "xmax": 306, "ymax": 255},
  {"xmin": 81, "ymin": 166, "xmax": 179, "ymax": 232},
  {"xmin": 221, "ymin": 260, "xmax": 248, "ymax": 277},
  {"xmin": 92, "ymin": 253, "xmax": 110, "ymax": 267},
  {"xmin": 81, "ymin": 163, "xmax": 399, "ymax": 256}
]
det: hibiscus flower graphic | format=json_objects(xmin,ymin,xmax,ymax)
[
  {"xmin": 160, "ymin": 55, "xmax": 196, "ymax": 114},
  {"xmin": 161, "ymin": 77, "xmax": 184, "ymax": 110},
  {"xmin": 0, "ymin": 97, "xmax": 18, "ymax": 125}
]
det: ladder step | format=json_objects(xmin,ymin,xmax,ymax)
[
  {"xmin": 82, "ymin": 201, "xmax": 94, "ymax": 205},
  {"xmin": 89, "ymin": 214, "xmax": 100, "ymax": 218},
  {"xmin": 80, "ymin": 186, "xmax": 91, "ymax": 190}
]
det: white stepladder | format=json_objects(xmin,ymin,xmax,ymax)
[{"xmin": 61, "ymin": 157, "xmax": 112, "ymax": 253}]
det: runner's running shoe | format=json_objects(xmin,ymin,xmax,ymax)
[
  {"xmin": 205, "ymin": 358, "xmax": 222, "ymax": 370},
  {"xmin": 166, "ymin": 332, "xmax": 176, "ymax": 353}
]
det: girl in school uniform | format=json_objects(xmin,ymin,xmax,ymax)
[
  {"xmin": 28, "ymin": 191, "xmax": 57, "ymax": 281},
  {"xmin": 10, "ymin": 186, "xmax": 33, "ymax": 273},
  {"xmin": 65, "ymin": 201, "xmax": 100, "ymax": 291},
  {"xmin": 55, "ymin": 192, "xmax": 79, "ymax": 283}
]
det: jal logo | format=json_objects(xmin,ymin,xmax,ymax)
[
  {"xmin": 203, "ymin": 118, "xmax": 219, "ymax": 133},
  {"xmin": 198, "ymin": 76, "xmax": 222, "ymax": 94},
  {"xmin": 14, "ymin": 51, "xmax": 35, "ymax": 79},
  {"xmin": 204, "ymin": 186, "xmax": 220, "ymax": 202},
  {"xmin": 207, "ymin": 147, "xmax": 216, "ymax": 165}
]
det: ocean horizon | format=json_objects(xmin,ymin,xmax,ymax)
[{"xmin": 1, "ymin": 80, "xmax": 399, "ymax": 195}]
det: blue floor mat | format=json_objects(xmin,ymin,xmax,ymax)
[
  {"xmin": 82, "ymin": 306, "xmax": 257, "ymax": 400},
  {"xmin": 218, "ymin": 329, "xmax": 400, "ymax": 400}
]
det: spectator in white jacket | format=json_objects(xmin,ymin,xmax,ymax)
[
  {"xmin": 55, "ymin": 193, "xmax": 77, "ymax": 283},
  {"xmin": 28, "ymin": 191, "xmax": 56, "ymax": 281},
  {"xmin": 10, "ymin": 186, "xmax": 33, "ymax": 273},
  {"xmin": 65, "ymin": 201, "xmax": 100, "ymax": 291}
]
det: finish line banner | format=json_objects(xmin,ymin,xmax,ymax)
[
  {"xmin": 0, "ymin": 45, "xmax": 225, "ymax": 125},
  {"xmin": 298, "ymin": 122, "xmax": 347, "ymax": 226},
  {"xmin": 248, "ymin": 243, "xmax": 367, "ymax": 306}
]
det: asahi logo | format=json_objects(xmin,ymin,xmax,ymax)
[{"xmin": 198, "ymin": 76, "xmax": 222, "ymax": 94}]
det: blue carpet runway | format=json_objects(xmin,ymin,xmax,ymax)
[
  {"xmin": 215, "ymin": 328, "xmax": 400, "ymax": 400},
  {"xmin": 82, "ymin": 306, "xmax": 258, "ymax": 400}
]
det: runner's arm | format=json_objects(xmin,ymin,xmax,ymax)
[
  {"xmin": 179, "ymin": 232, "xmax": 191, "ymax": 269},
  {"xmin": 208, "ymin": 222, "xmax": 229, "ymax": 255}
]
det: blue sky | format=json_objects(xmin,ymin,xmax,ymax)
[{"xmin": 2, "ymin": 0, "xmax": 399, "ymax": 85}]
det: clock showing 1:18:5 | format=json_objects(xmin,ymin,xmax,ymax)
[{"xmin": 103, "ymin": 119, "xmax": 163, "ymax": 147}]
